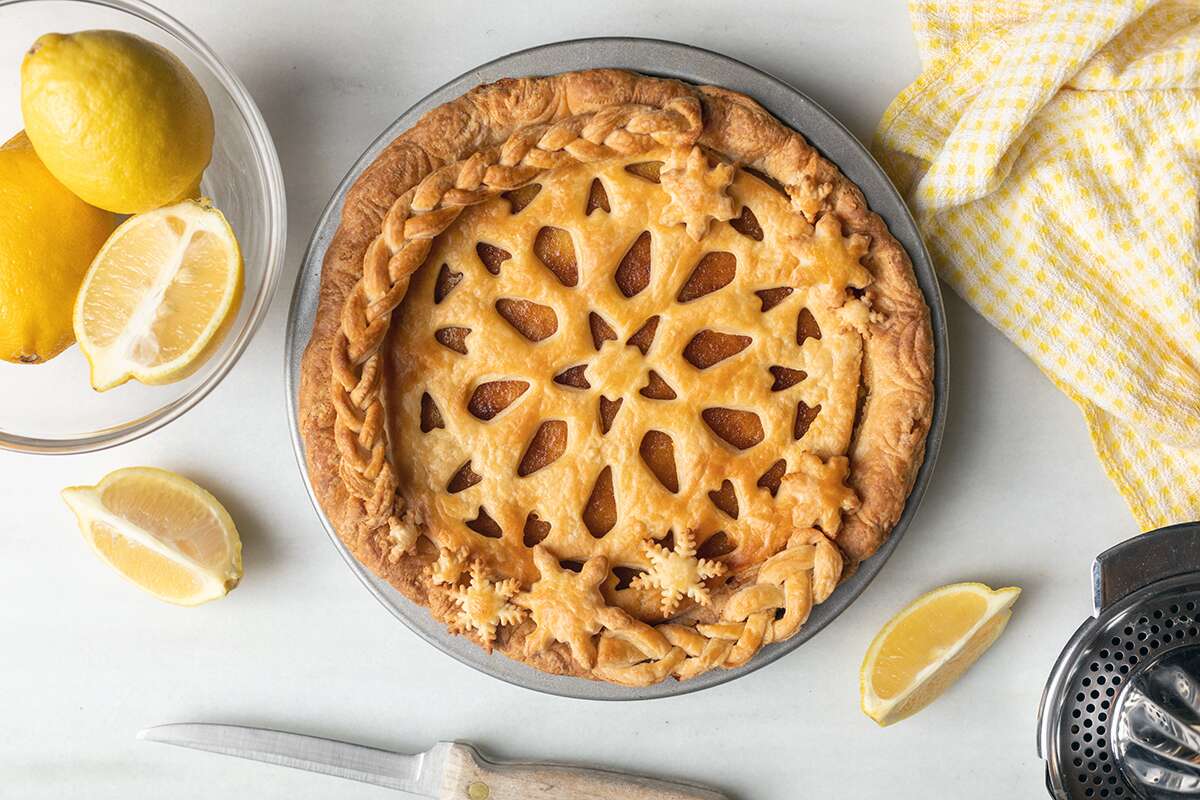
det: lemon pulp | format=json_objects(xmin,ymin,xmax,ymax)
[
  {"xmin": 860, "ymin": 582, "xmax": 1020, "ymax": 726},
  {"xmin": 74, "ymin": 199, "xmax": 243, "ymax": 390},
  {"xmin": 61, "ymin": 466, "xmax": 242, "ymax": 606}
]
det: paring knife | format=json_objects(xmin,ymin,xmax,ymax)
[{"xmin": 139, "ymin": 723, "xmax": 730, "ymax": 800}]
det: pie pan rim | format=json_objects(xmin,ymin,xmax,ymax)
[{"xmin": 284, "ymin": 36, "xmax": 948, "ymax": 700}]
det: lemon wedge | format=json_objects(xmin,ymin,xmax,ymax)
[
  {"xmin": 860, "ymin": 582, "xmax": 1020, "ymax": 726},
  {"xmin": 61, "ymin": 467, "xmax": 242, "ymax": 606},
  {"xmin": 73, "ymin": 199, "xmax": 243, "ymax": 391}
]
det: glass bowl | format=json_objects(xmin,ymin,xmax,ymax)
[{"xmin": 0, "ymin": 0, "xmax": 285, "ymax": 453}]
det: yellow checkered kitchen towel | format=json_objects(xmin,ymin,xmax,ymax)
[{"xmin": 874, "ymin": 0, "xmax": 1200, "ymax": 530}]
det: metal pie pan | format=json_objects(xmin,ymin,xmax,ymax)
[{"xmin": 285, "ymin": 37, "xmax": 949, "ymax": 700}]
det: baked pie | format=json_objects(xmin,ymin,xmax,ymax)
[{"xmin": 299, "ymin": 69, "xmax": 934, "ymax": 686}]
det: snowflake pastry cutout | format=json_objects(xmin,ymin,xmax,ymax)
[
  {"xmin": 632, "ymin": 529, "xmax": 727, "ymax": 616},
  {"xmin": 385, "ymin": 515, "xmax": 420, "ymax": 563},
  {"xmin": 448, "ymin": 561, "xmax": 526, "ymax": 649},
  {"xmin": 514, "ymin": 547, "xmax": 623, "ymax": 669},
  {"xmin": 659, "ymin": 145, "xmax": 736, "ymax": 240},
  {"xmin": 790, "ymin": 174, "xmax": 834, "ymax": 221},
  {"xmin": 777, "ymin": 452, "xmax": 861, "ymax": 536},
  {"xmin": 793, "ymin": 213, "xmax": 872, "ymax": 305},
  {"xmin": 778, "ymin": 205, "xmax": 815, "ymax": 245},
  {"xmin": 431, "ymin": 545, "xmax": 468, "ymax": 586}
]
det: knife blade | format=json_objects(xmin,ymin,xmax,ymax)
[
  {"xmin": 139, "ymin": 723, "xmax": 730, "ymax": 799},
  {"xmin": 138, "ymin": 723, "xmax": 446, "ymax": 795}
]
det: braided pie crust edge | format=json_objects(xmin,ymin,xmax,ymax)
[{"xmin": 298, "ymin": 69, "xmax": 934, "ymax": 684}]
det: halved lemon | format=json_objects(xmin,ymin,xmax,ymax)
[
  {"xmin": 860, "ymin": 582, "xmax": 1020, "ymax": 726},
  {"xmin": 62, "ymin": 467, "xmax": 242, "ymax": 606},
  {"xmin": 73, "ymin": 199, "xmax": 243, "ymax": 391}
]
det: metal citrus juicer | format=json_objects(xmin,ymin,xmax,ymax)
[{"xmin": 1039, "ymin": 522, "xmax": 1200, "ymax": 798}]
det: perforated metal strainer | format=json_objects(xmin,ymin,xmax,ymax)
[{"xmin": 1039, "ymin": 522, "xmax": 1200, "ymax": 798}]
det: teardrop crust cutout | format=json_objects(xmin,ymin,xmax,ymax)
[
  {"xmin": 729, "ymin": 206, "xmax": 764, "ymax": 241},
  {"xmin": 553, "ymin": 364, "xmax": 590, "ymax": 389},
  {"xmin": 677, "ymin": 252, "xmax": 736, "ymax": 302},
  {"xmin": 598, "ymin": 396, "xmax": 622, "ymax": 434},
  {"xmin": 624, "ymin": 161, "xmax": 663, "ymax": 182},
  {"xmin": 434, "ymin": 264, "xmax": 462, "ymax": 304},
  {"xmin": 702, "ymin": 408, "xmax": 765, "ymax": 450},
  {"xmin": 615, "ymin": 231, "xmax": 652, "ymax": 298},
  {"xmin": 707, "ymin": 479, "xmax": 739, "ymax": 519},
  {"xmin": 467, "ymin": 380, "xmax": 530, "ymax": 421},
  {"xmin": 518, "ymin": 420, "xmax": 568, "ymax": 477},
  {"xmin": 523, "ymin": 512, "xmax": 551, "ymax": 547},
  {"xmin": 639, "ymin": 430, "xmax": 680, "ymax": 493},
  {"xmin": 420, "ymin": 392, "xmax": 445, "ymax": 432},
  {"xmin": 640, "ymin": 370, "xmax": 677, "ymax": 400},
  {"xmin": 586, "ymin": 178, "xmax": 610, "ymax": 215},
  {"xmin": 757, "ymin": 459, "xmax": 787, "ymax": 496},
  {"xmin": 797, "ymin": 307, "xmax": 822, "ymax": 344},
  {"xmin": 466, "ymin": 507, "xmax": 503, "ymax": 539},
  {"xmin": 626, "ymin": 315, "xmax": 660, "ymax": 355},
  {"xmin": 697, "ymin": 531, "xmax": 737, "ymax": 559},
  {"xmin": 447, "ymin": 461, "xmax": 482, "ymax": 494},
  {"xmin": 589, "ymin": 312, "xmax": 617, "ymax": 350},
  {"xmin": 756, "ymin": 286, "xmax": 793, "ymax": 312},
  {"xmin": 434, "ymin": 326, "xmax": 471, "ymax": 354},
  {"xmin": 476, "ymin": 242, "xmax": 511, "ymax": 275},
  {"xmin": 770, "ymin": 365, "xmax": 807, "ymax": 391},
  {"xmin": 533, "ymin": 226, "xmax": 579, "ymax": 287},
  {"xmin": 793, "ymin": 401, "xmax": 822, "ymax": 440},
  {"xmin": 683, "ymin": 330, "xmax": 752, "ymax": 370},
  {"xmin": 495, "ymin": 298, "xmax": 558, "ymax": 342},
  {"xmin": 502, "ymin": 183, "xmax": 541, "ymax": 213},
  {"xmin": 583, "ymin": 466, "xmax": 617, "ymax": 538}
]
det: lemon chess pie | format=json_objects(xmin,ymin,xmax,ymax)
[{"xmin": 299, "ymin": 69, "xmax": 934, "ymax": 685}]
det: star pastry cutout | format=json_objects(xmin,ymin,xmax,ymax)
[
  {"xmin": 778, "ymin": 206, "xmax": 815, "ymax": 244},
  {"xmin": 385, "ymin": 515, "xmax": 420, "ymax": 563},
  {"xmin": 632, "ymin": 529, "xmax": 726, "ymax": 616},
  {"xmin": 448, "ymin": 561, "xmax": 526, "ymax": 649},
  {"xmin": 430, "ymin": 545, "xmax": 468, "ymax": 586},
  {"xmin": 793, "ymin": 213, "xmax": 872, "ymax": 304},
  {"xmin": 514, "ymin": 547, "xmax": 618, "ymax": 669},
  {"xmin": 790, "ymin": 173, "xmax": 834, "ymax": 221},
  {"xmin": 659, "ymin": 146, "xmax": 736, "ymax": 240},
  {"xmin": 778, "ymin": 452, "xmax": 861, "ymax": 536}
]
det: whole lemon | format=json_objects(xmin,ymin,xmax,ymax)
[
  {"xmin": 20, "ymin": 30, "xmax": 213, "ymax": 214},
  {"xmin": 0, "ymin": 132, "xmax": 118, "ymax": 363}
]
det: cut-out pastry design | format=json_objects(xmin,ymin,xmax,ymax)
[
  {"xmin": 449, "ymin": 560, "xmax": 526, "ymax": 648},
  {"xmin": 514, "ymin": 548, "xmax": 626, "ymax": 669},
  {"xmin": 659, "ymin": 145, "xmax": 737, "ymax": 240},
  {"xmin": 299, "ymin": 69, "xmax": 934, "ymax": 685},
  {"xmin": 632, "ymin": 528, "xmax": 727, "ymax": 615},
  {"xmin": 431, "ymin": 545, "xmax": 468, "ymax": 586}
]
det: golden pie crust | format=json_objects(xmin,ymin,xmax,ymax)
[{"xmin": 299, "ymin": 69, "xmax": 934, "ymax": 685}]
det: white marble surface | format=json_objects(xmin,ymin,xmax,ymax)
[{"xmin": 0, "ymin": 1, "xmax": 1138, "ymax": 797}]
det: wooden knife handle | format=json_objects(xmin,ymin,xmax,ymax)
[{"xmin": 438, "ymin": 743, "xmax": 731, "ymax": 800}]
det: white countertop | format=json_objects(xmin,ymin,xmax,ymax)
[{"xmin": 0, "ymin": 2, "xmax": 1137, "ymax": 797}]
